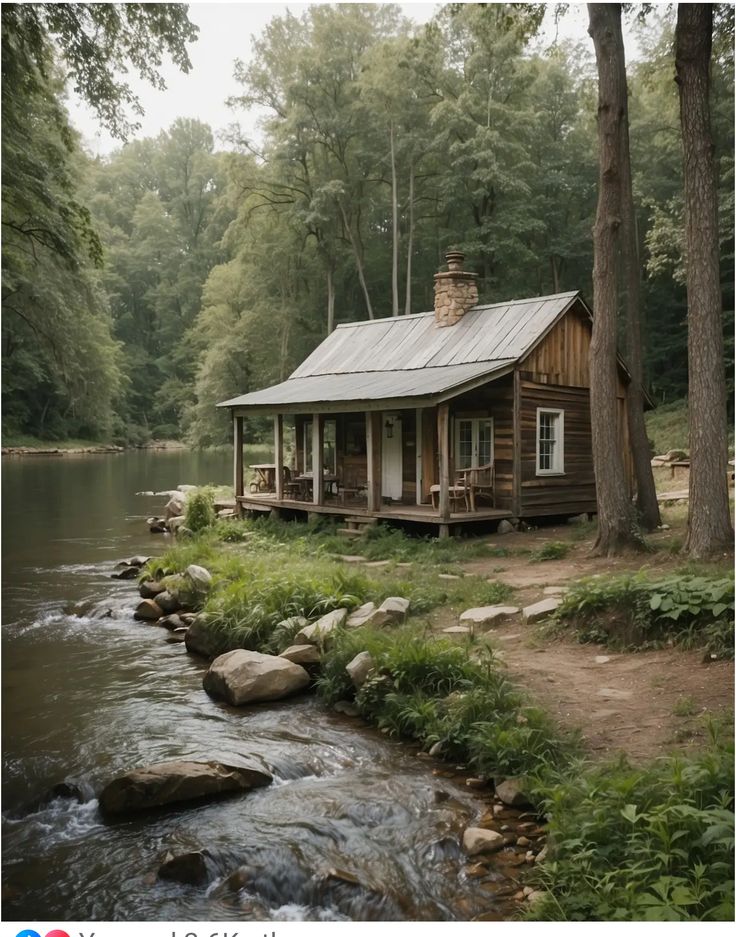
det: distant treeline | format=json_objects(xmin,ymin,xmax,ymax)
[{"xmin": 2, "ymin": 4, "xmax": 733, "ymax": 446}]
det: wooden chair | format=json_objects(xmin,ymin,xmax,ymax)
[
  {"xmin": 282, "ymin": 466, "xmax": 301, "ymax": 500},
  {"xmin": 456, "ymin": 462, "xmax": 495, "ymax": 511}
]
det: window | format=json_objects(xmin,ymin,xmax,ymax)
[
  {"xmin": 536, "ymin": 408, "xmax": 564, "ymax": 474},
  {"xmin": 455, "ymin": 417, "xmax": 493, "ymax": 469},
  {"xmin": 304, "ymin": 419, "xmax": 336, "ymax": 474}
]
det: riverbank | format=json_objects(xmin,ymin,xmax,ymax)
[
  {"xmin": 128, "ymin": 501, "xmax": 733, "ymax": 922},
  {"xmin": 1, "ymin": 438, "xmax": 187, "ymax": 456}
]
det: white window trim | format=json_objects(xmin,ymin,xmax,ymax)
[
  {"xmin": 536, "ymin": 408, "xmax": 565, "ymax": 475},
  {"xmin": 453, "ymin": 416, "xmax": 494, "ymax": 470}
]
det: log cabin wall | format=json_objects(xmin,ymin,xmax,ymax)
[{"xmin": 522, "ymin": 305, "xmax": 591, "ymax": 387}]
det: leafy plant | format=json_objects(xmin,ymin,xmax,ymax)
[
  {"xmin": 531, "ymin": 541, "xmax": 571, "ymax": 562},
  {"xmin": 184, "ymin": 487, "xmax": 216, "ymax": 532}
]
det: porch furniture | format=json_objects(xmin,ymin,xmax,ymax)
[
  {"xmin": 283, "ymin": 466, "xmax": 302, "ymax": 499},
  {"xmin": 457, "ymin": 462, "xmax": 495, "ymax": 511},
  {"xmin": 249, "ymin": 463, "xmax": 277, "ymax": 493},
  {"xmin": 429, "ymin": 483, "xmax": 468, "ymax": 512},
  {"xmin": 294, "ymin": 472, "xmax": 339, "ymax": 501}
]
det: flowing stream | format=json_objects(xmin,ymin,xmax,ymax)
[{"xmin": 2, "ymin": 450, "xmax": 523, "ymax": 922}]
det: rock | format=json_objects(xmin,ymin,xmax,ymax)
[
  {"xmin": 155, "ymin": 591, "xmax": 181, "ymax": 616},
  {"xmin": 295, "ymin": 608, "xmax": 348, "ymax": 645},
  {"xmin": 203, "ymin": 649, "xmax": 310, "ymax": 705},
  {"xmin": 516, "ymin": 836, "xmax": 530, "ymax": 847},
  {"xmin": 364, "ymin": 560, "xmax": 390, "ymax": 568},
  {"xmin": 522, "ymin": 598, "xmax": 560, "ymax": 623},
  {"xmin": 333, "ymin": 700, "xmax": 360, "ymax": 716},
  {"xmin": 497, "ymin": 520, "xmax": 515, "ymax": 534},
  {"xmin": 465, "ymin": 777, "xmax": 486, "ymax": 789},
  {"xmin": 99, "ymin": 760, "xmax": 271, "ymax": 816},
  {"xmin": 665, "ymin": 449, "xmax": 688, "ymax": 462},
  {"xmin": 527, "ymin": 890, "xmax": 545, "ymax": 905},
  {"xmin": 177, "ymin": 484, "xmax": 198, "ymax": 493},
  {"xmin": 462, "ymin": 827, "xmax": 505, "ymax": 856},
  {"xmin": 657, "ymin": 523, "xmax": 671, "ymax": 531},
  {"xmin": 567, "ymin": 512, "xmax": 589, "ymax": 524},
  {"xmin": 346, "ymin": 602, "xmax": 377, "ymax": 628},
  {"xmin": 535, "ymin": 845, "xmax": 548, "ymax": 864},
  {"xmin": 542, "ymin": 586, "xmax": 566, "ymax": 596},
  {"xmin": 378, "ymin": 596, "xmax": 410, "ymax": 624},
  {"xmin": 111, "ymin": 566, "xmax": 140, "ymax": 580},
  {"xmin": 158, "ymin": 850, "xmax": 210, "ymax": 885},
  {"xmin": 136, "ymin": 490, "xmax": 155, "ymax": 496},
  {"xmin": 179, "ymin": 612, "xmax": 198, "ymax": 626},
  {"xmin": 346, "ymin": 651, "xmax": 374, "ymax": 688},
  {"xmin": 167, "ymin": 516, "xmax": 186, "ymax": 533},
  {"xmin": 340, "ymin": 555, "xmax": 368, "ymax": 564},
  {"xmin": 184, "ymin": 615, "xmax": 221, "ymax": 659},
  {"xmin": 134, "ymin": 599, "xmax": 163, "ymax": 621},
  {"xmin": 165, "ymin": 491, "xmax": 187, "ymax": 519},
  {"xmin": 495, "ymin": 777, "xmax": 532, "ymax": 808},
  {"xmin": 185, "ymin": 564, "xmax": 213, "ymax": 591},
  {"xmin": 117, "ymin": 555, "xmax": 150, "ymax": 568},
  {"xmin": 158, "ymin": 614, "xmax": 184, "ymax": 631},
  {"xmin": 459, "ymin": 605, "xmax": 519, "ymax": 630},
  {"xmin": 594, "ymin": 655, "xmax": 611, "ymax": 664},
  {"xmin": 177, "ymin": 526, "xmax": 194, "ymax": 539},
  {"xmin": 443, "ymin": 625, "xmax": 471, "ymax": 635},
  {"xmin": 428, "ymin": 741, "xmax": 444, "ymax": 757},
  {"xmin": 279, "ymin": 644, "xmax": 322, "ymax": 665},
  {"xmin": 166, "ymin": 630, "xmax": 188, "ymax": 644},
  {"xmin": 438, "ymin": 573, "xmax": 461, "ymax": 580},
  {"xmin": 139, "ymin": 579, "xmax": 166, "ymax": 599},
  {"xmin": 222, "ymin": 865, "xmax": 256, "ymax": 892},
  {"xmin": 465, "ymin": 862, "xmax": 487, "ymax": 879},
  {"xmin": 148, "ymin": 518, "xmax": 167, "ymax": 534}
]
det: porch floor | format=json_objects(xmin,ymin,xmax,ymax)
[{"xmin": 234, "ymin": 493, "xmax": 512, "ymax": 526}]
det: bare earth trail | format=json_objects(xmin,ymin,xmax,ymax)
[{"xmin": 434, "ymin": 522, "xmax": 734, "ymax": 763}]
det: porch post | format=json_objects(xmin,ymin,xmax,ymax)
[
  {"xmin": 415, "ymin": 407, "xmax": 423, "ymax": 505},
  {"xmin": 366, "ymin": 411, "xmax": 382, "ymax": 512},
  {"xmin": 512, "ymin": 371, "xmax": 522, "ymax": 517},
  {"xmin": 274, "ymin": 413, "xmax": 284, "ymax": 500},
  {"xmin": 312, "ymin": 413, "xmax": 324, "ymax": 506},
  {"xmin": 233, "ymin": 413, "xmax": 244, "ymax": 517},
  {"xmin": 438, "ymin": 403, "xmax": 451, "ymax": 523}
]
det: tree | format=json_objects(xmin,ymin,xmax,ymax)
[
  {"xmin": 587, "ymin": 3, "xmax": 643, "ymax": 555},
  {"xmin": 675, "ymin": 4, "xmax": 733, "ymax": 557}
]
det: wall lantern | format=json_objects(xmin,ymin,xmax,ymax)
[{"xmin": 385, "ymin": 419, "xmax": 394, "ymax": 439}]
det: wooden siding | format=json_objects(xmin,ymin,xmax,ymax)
[
  {"xmin": 519, "ymin": 380, "xmax": 597, "ymax": 516},
  {"xmin": 520, "ymin": 306, "xmax": 591, "ymax": 387}
]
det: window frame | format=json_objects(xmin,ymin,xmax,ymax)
[
  {"xmin": 303, "ymin": 419, "xmax": 337, "ymax": 474},
  {"xmin": 454, "ymin": 416, "xmax": 494, "ymax": 471},
  {"xmin": 535, "ymin": 407, "xmax": 565, "ymax": 476}
]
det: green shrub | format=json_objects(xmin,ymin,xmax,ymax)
[
  {"xmin": 553, "ymin": 573, "xmax": 734, "ymax": 657},
  {"xmin": 185, "ymin": 487, "xmax": 216, "ymax": 532},
  {"xmin": 531, "ymin": 541, "xmax": 571, "ymax": 562},
  {"xmin": 526, "ymin": 732, "xmax": 735, "ymax": 921}
]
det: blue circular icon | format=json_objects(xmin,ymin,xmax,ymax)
[{"xmin": 16, "ymin": 930, "xmax": 42, "ymax": 937}]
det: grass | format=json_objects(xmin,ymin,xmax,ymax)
[
  {"xmin": 673, "ymin": 696, "xmax": 698, "ymax": 718},
  {"xmin": 645, "ymin": 398, "xmax": 690, "ymax": 456},
  {"xmin": 530, "ymin": 541, "xmax": 571, "ymax": 562}
]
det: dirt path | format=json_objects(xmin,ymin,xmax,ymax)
[{"xmin": 437, "ymin": 521, "xmax": 734, "ymax": 763}]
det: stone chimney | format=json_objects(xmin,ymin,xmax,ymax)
[{"xmin": 433, "ymin": 250, "xmax": 479, "ymax": 327}]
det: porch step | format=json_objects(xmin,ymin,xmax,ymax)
[
  {"xmin": 344, "ymin": 515, "xmax": 378, "ymax": 530},
  {"xmin": 337, "ymin": 527, "xmax": 364, "ymax": 538}
]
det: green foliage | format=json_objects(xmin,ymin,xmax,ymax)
[
  {"xmin": 184, "ymin": 488, "xmax": 217, "ymax": 533},
  {"xmin": 526, "ymin": 737, "xmax": 735, "ymax": 921},
  {"xmin": 553, "ymin": 573, "xmax": 734, "ymax": 657},
  {"xmin": 530, "ymin": 541, "xmax": 571, "ymax": 562}
]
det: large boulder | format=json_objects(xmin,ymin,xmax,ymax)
[
  {"xmin": 295, "ymin": 608, "xmax": 348, "ymax": 645},
  {"xmin": 462, "ymin": 827, "xmax": 505, "ymax": 856},
  {"xmin": 521, "ymin": 598, "xmax": 560, "ymax": 624},
  {"xmin": 378, "ymin": 596, "xmax": 410, "ymax": 624},
  {"xmin": 203, "ymin": 649, "xmax": 310, "ymax": 705},
  {"xmin": 134, "ymin": 599, "xmax": 163, "ymax": 621},
  {"xmin": 495, "ymin": 777, "xmax": 532, "ymax": 808},
  {"xmin": 184, "ymin": 615, "xmax": 221, "ymax": 659},
  {"xmin": 346, "ymin": 651, "xmax": 374, "ymax": 688},
  {"xmin": 165, "ymin": 491, "xmax": 187, "ymax": 519},
  {"xmin": 139, "ymin": 579, "xmax": 166, "ymax": 599},
  {"xmin": 98, "ymin": 759, "xmax": 271, "ymax": 816},
  {"xmin": 459, "ymin": 605, "xmax": 519, "ymax": 630},
  {"xmin": 185, "ymin": 564, "xmax": 213, "ymax": 591},
  {"xmin": 346, "ymin": 602, "xmax": 378, "ymax": 628},
  {"xmin": 279, "ymin": 644, "xmax": 322, "ymax": 665},
  {"xmin": 155, "ymin": 591, "xmax": 181, "ymax": 615}
]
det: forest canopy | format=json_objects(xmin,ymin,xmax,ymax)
[{"xmin": 2, "ymin": 3, "xmax": 733, "ymax": 446}]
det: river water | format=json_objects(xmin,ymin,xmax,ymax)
[{"xmin": 2, "ymin": 450, "xmax": 518, "ymax": 922}]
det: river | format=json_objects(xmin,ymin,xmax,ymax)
[{"xmin": 2, "ymin": 450, "xmax": 517, "ymax": 922}]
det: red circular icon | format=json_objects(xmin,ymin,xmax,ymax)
[{"xmin": 46, "ymin": 931, "xmax": 71, "ymax": 937}]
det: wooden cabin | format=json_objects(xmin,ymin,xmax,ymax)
[{"xmin": 218, "ymin": 252, "xmax": 634, "ymax": 537}]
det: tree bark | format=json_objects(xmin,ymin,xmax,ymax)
[
  {"xmin": 675, "ymin": 4, "xmax": 733, "ymax": 557},
  {"xmin": 326, "ymin": 260, "xmax": 335, "ymax": 334},
  {"xmin": 390, "ymin": 120, "xmax": 399, "ymax": 317},
  {"xmin": 404, "ymin": 159, "xmax": 414, "ymax": 315},
  {"xmin": 587, "ymin": 3, "xmax": 642, "ymax": 556},
  {"xmin": 617, "ymin": 23, "xmax": 661, "ymax": 531},
  {"xmin": 338, "ymin": 199, "xmax": 374, "ymax": 319}
]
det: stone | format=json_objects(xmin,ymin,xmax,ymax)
[
  {"xmin": 495, "ymin": 777, "xmax": 532, "ymax": 808},
  {"xmin": 497, "ymin": 520, "xmax": 515, "ymax": 534},
  {"xmin": 155, "ymin": 591, "xmax": 181, "ymax": 616},
  {"xmin": 522, "ymin": 598, "xmax": 560, "ymax": 623},
  {"xmin": 185, "ymin": 615, "xmax": 223, "ymax": 659},
  {"xmin": 516, "ymin": 836, "xmax": 530, "ymax": 847},
  {"xmin": 462, "ymin": 827, "xmax": 505, "ymax": 856},
  {"xmin": 665, "ymin": 449, "xmax": 688, "ymax": 462},
  {"xmin": 567, "ymin": 513, "xmax": 589, "ymax": 524},
  {"xmin": 158, "ymin": 614, "xmax": 184, "ymax": 631},
  {"xmin": 177, "ymin": 484, "xmax": 198, "ymax": 493},
  {"xmin": 443, "ymin": 625, "xmax": 471, "ymax": 635},
  {"xmin": 279, "ymin": 644, "xmax": 321, "ymax": 665},
  {"xmin": 535, "ymin": 845, "xmax": 548, "ymax": 864},
  {"xmin": 158, "ymin": 850, "xmax": 209, "ymax": 885},
  {"xmin": 527, "ymin": 890, "xmax": 545, "ymax": 905},
  {"xmin": 346, "ymin": 651, "xmax": 374, "ymax": 688},
  {"xmin": 364, "ymin": 560, "xmax": 390, "ymax": 568},
  {"xmin": 165, "ymin": 491, "xmax": 187, "ymax": 519},
  {"xmin": 203, "ymin": 649, "xmax": 310, "ymax": 705},
  {"xmin": 346, "ymin": 602, "xmax": 377, "ymax": 628},
  {"xmin": 542, "ymin": 586, "xmax": 566, "ymax": 596},
  {"xmin": 340, "ymin": 555, "xmax": 368, "ymax": 564},
  {"xmin": 148, "ymin": 518, "xmax": 167, "ymax": 534},
  {"xmin": 134, "ymin": 599, "xmax": 163, "ymax": 621},
  {"xmin": 167, "ymin": 516, "xmax": 186, "ymax": 533},
  {"xmin": 460, "ymin": 605, "xmax": 519, "ymax": 629},
  {"xmin": 378, "ymin": 596, "xmax": 410, "ymax": 624},
  {"xmin": 111, "ymin": 566, "xmax": 139, "ymax": 580},
  {"xmin": 594, "ymin": 655, "xmax": 611, "ymax": 664},
  {"xmin": 333, "ymin": 700, "xmax": 360, "ymax": 716},
  {"xmin": 428, "ymin": 741, "xmax": 444, "ymax": 757},
  {"xmin": 465, "ymin": 862, "xmax": 487, "ymax": 879},
  {"xmin": 597, "ymin": 687, "xmax": 633, "ymax": 700},
  {"xmin": 166, "ymin": 630, "xmax": 187, "ymax": 644},
  {"xmin": 295, "ymin": 608, "xmax": 348, "ymax": 645},
  {"xmin": 438, "ymin": 573, "xmax": 461, "ymax": 580},
  {"xmin": 465, "ymin": 777, "xmax": 486, "ymax": 789},
  {"xmin": 185, "ymin": 564, "xmax": 213, "ymax": 591},
  {"xmin": 139, "ymin": 579, "xmax": 166, "ymax": 599},
  {"xmin": 117, "ymin": 555, "xmax": 150, "ymax": 568},
  {"xmin": 179, "ymin": 613, "xmax": 198, "ymax": 626},
  {"xmin": 99, "ymin": 759, "xmax": 271, "ymax": 815}
]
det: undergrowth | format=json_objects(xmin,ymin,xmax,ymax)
[{"xmin": 550, "ymin": 572, "xmax": 734, "ymax": 658}]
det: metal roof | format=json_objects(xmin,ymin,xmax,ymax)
[
  {"xmin": 219, "ymin": 291, "xmax": 583, "ymax": 411},
  {"xmin": 218, "ymin": 360, "xmax": 516, "ymax": 410}
]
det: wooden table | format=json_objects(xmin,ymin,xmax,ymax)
[
  {"xmin": 250, "ymin": 463, "xmax": 277, "ymax": 492},
  {"xmin": 294, "ymin": 473, "xmax": 338, "ymax": 500}
]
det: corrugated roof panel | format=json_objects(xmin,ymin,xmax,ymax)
[{"xmin": 218, "ymin": 360, "xmax": 516, "ymax": 409}]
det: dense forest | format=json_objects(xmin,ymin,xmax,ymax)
[{"xmin": 2, "ymin": 3, "xmax": 733, "ymax": 447}]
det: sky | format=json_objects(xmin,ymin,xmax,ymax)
[{"xmin": 66, "ymin": 1, "xmax": 634, "ymax": 157}]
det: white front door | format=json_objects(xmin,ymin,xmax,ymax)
[{"xmin": 382, "ymin": 412, "xmax": 403, "ymax": 500}]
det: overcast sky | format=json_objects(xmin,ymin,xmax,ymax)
[{"xmin": 66, "ymin": 1, "xmax": 628, "ymax": 157}]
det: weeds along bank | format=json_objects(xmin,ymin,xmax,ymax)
[{"xmin": 138, "ymin": 508, "xmax": 734, "ymax": 922}]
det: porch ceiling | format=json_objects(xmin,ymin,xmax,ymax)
[{"xmin": 217, "ymin": 360, "xmax": 515, "ymax": 413}]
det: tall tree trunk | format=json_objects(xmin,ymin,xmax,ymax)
[
  {"xmin": 587, "ymin": 3, "xmax": 642, "ymax": 556},
  {"xmin": 404, "ymin": 158, "xmax": 414, "ymax": 315},
  {"xmin": 675, "ymin": 4, "xmax": 733, "ymax": 557},
  {"xmin": 617, "ymin": 27, "xmax": 661, "ymax": 531},
  {"xmin": 326, "ymin": 260, "xmax": 335, "ymax": 334},
  {"xmin": 550, "ymin": 254, "xmax": 560, "ymax": 292},
  {"xmin": 338, "ymin": 199, "xmax": 374, "ymax": 319},
  {"xmin": 390, "ymin": 120, "xmax": 399, "ymax": 317}
]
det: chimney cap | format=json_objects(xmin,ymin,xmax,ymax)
[{"xmin": 445, "ymin": 250, "xmax": 465, "ymax": 271}]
